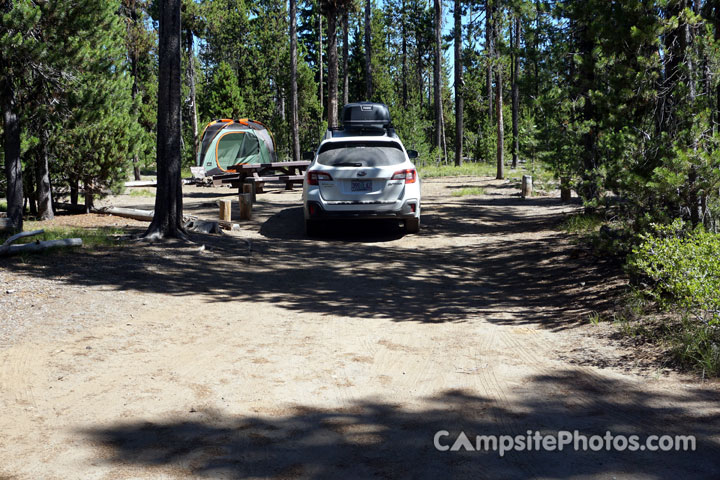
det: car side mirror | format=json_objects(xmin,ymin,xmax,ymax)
[
  {"xmin": 302, "ymin": 151, "xmax": 314, "ymax": 161},
  {"xmin": 407, "ymin": 150, "xmax": 419, "ymax": 159}
]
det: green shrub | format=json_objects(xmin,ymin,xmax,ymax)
[
  {"xmin": 629, "ymin": 220, "xmax": 720, "ymax": 327},
  {"xmin": 628, "ymin": 220, "xmax": 720, "ymax": 375}
]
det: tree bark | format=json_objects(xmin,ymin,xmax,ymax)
[
  {"xmin": 129, "ymin": 0, "xmax": 142, "ymax": 181},
  {"xmin": 511, "ymin": 15, "xmax": 520, "ymax": 169},
  {"xmin": 486, "ymin": 0, "xmax": 494, "ymax": 123},
  {"xmin": 186, "ymin": 28, "xmax": 199, "ymax": 166},
  {"xmin": 2, "ymin": 74, "xmax": 23, "ymax": 232},
  {"xmin": 318, "ymin": 14, "xmax": 324, "ymax": 117},
  {"xmin": 433, "ymin": 0, "xmax": 443, "ymax": 156},
  {"xmin": 327, "ymin": 8, "xmax": 339, "ymax": 128},
  {"xmin": 145, "ymin": 0, "xmax": 184, "ymax": 239},
  {"xmin": 342, "ymin": 12, "xmax": 349, "ymax": 106},
  {"xmin": 36, "ymin": 129, "xmax": 54, "ymax": 220},
  {"xmin": 454, "ymin": 0, "xmax": 463, "ymax": 166},
  {"xmin": 495, "ymin": 9, "xmax": 504, "ymax": 180},
  {"xmin": 401, "ymin": 0, "xmax": 408, "ymax": 108},
  {"xmin": 365, "ymin": 0, "xmax": 373, "ymax": 100},
  {"xmin": 290, "ymin": 0, "xmax": 301, "ymax": 161}
]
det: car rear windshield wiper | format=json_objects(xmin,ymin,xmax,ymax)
[{"xmin": 332, "ymin": 162, "xmax": 363, "ymax": 167}]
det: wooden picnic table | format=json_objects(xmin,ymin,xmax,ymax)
[{"xmin": 211, "ymin": 161, "xmax": 310, "ymax": 191}]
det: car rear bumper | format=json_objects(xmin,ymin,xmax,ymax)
[{"xmin": 305, "ymin": 200, "xmax": 419, "ymax": 220}]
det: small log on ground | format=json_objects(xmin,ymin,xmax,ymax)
[
  {"xmin": 0, "ymin": 229, "xmax": 82, "ymax": 256},
  {"xmin": 521, "ymin": 175, "xmax": 533, "ymax": 199},
  {"xmin": 184, "ymin": 218, "xmax": 220, "ymax": 234},
  {"xmin": 217, "ymin": 199, "xmax": 232, "ymax": 222},
  {"xmin": 124, "ymin": 180, "xmax": 157, "ymax": 188},
  {"xmin": 238, "ymin": 193, "xmax": 253, "ymax": 220},
  {"xmin": 96, "ymin": 207, "xmax": 154, "ymax": 221}
]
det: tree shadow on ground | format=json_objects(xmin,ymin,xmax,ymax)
[
  {"xmin": 2, "ymin": 196, "xmax": 621, "ymax": 330},
  {"xmin": 82, "ymin": 370, "xmax": 720, "ymax": 479}
]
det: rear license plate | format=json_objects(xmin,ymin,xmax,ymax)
[{"xmin": 351, "ymin": 180, "xmax": 372, "ymax": 192}]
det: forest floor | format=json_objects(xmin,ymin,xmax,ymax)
[{"xmin": 0, "ymin": 176, "xmax": 718, "ymax": 479}]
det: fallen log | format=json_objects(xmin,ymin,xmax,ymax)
[
  {"xmin": 124, "ymin": 180, "xmax": 157, "ymax": 188},
  {"xmin": 0, "ymin": 229, "xmax": 82, "ymax": 256},
  {"xmin": 95, "ymin": 206, "xmax": 154, "ymax": 221}
]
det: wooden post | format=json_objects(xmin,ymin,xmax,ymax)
[
  {"xmin": 218, "ymin": 199, "xmax": 232, "ymax": 222},
  {"xmin": 243, "ymin": 182, "xmax": 255, "ymax": 202},
  {"xmin": 521, "ymin": 175, "xmax": 533, "ymax": 199},
  {"xmin": 560, "ymin": 177, "xmax": 572, "ymax": 202},
  {"xmin": 238, "ymin": 193, "xmax": 253, "ymax": 220}
]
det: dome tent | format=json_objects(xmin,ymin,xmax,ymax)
[{"xmin": 196, "ymin": 119, "xmax": 277, "ymax": 177}]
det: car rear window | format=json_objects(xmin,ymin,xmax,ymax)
[{"xmin": 316, "ymin": 141, "xmax": 406, "ymax": 167}]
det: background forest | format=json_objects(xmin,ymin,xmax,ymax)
[{"xmin": 2, "ymin": 0, "xmax": 720, "ymax": 232}]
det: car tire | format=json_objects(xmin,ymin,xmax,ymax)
[
  {"xmin": 405, "ymin": 216, "xmax": 420, "ymax": 234},
  {"xmin": 305, "ymin": 219, "xmax": 321, "ymax": 237}
]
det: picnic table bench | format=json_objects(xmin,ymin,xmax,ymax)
[{"xmin": 211, "ymin": 161, "xmax": 310, "ymax": 193}]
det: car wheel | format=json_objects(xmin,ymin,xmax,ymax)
[
  {"xmin": 305, "ymin": 219, "xmax": 321, "ymax": 237},
  {"xmin": 405, "ymin": 216, "xmax": 420, "ymax": 234}
]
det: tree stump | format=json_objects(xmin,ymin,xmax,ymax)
[
  {"xmin": 521, "ymin": 175, "xmax": 533, "ymax": 199},
  {"xmin": 560, "ymin": 177, "xmax": 572, "ymax": 202},
  {"xmin": 218, "ymin": 199, "xmax": 232, "ymax": 222},
  {"xmin": 238, "ymin": 193, "xmax": 253, "ymax": 220}
]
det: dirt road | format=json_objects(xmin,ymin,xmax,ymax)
[{"xmin": 1, "ymin": 177, "xmax": 718, "ymax": 479}]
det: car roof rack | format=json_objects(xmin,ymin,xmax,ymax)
[{"xmin": 323, "ymin": 102, "xmax": 399, "ymax": 140}]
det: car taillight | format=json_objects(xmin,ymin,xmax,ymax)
[
  {"xmin": 391, "ymin": 169, "xmax": 417, "ymax": 184},
  {"xmin": 307, "ymin": 171, "xmax": 333, "ymax": 185}
]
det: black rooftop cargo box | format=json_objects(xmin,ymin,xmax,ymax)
[{"xmin": 342, "ymin": 102, "xmax": 391, "ymax": 129}]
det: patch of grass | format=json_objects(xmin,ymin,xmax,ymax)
[
  {"xmin": 129, "ymin": 189, "xmax": 155, "ymax": 197},
  {"xmin": 561, "ymin": 213, "xmax": 604, "ymax": 234},
  {"xmin": 418, "ymin": 162, "xmax": 497, "ymax": 178},
  {"xmin": 673, "ymin": 317, "xmax": 720, "ymax": 377},
  {"xmin": 11, "ymin": 224, "xmax": 126, "ymax": 249},
  {"xmin": 451, "ymin": 187, "xmax": 486, "ymax": 197},
  {"xmin": 417, "ymin": 161, "xmax": 559, "ymax": 192},
  {"xmin": 588, "ymin": 311, "xmax": 602, "ymax": 325}
]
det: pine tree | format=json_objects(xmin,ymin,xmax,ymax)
[{"xmin": 145, "ymin": 0, "xmax": 184, "ymax": 239}]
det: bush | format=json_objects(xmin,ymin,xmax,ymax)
[
  {"xmin": 629, "ymin": 220, "xmax": 720, "ymax": 327},
  {"xmin": 628, "ymin": 220, "xmax": 720, "ymax": 375}
]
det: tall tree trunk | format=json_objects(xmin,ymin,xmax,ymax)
[
  {"xmin": 145, "ymin": 0, "xmax": 184, "ymax": 239},
  {"xmin": 342, "ymin": 12, "xmax": 349, "ymax": 107},
  {"xmin": 36, "ymin": 129, "xmax": 54, "ymax": 220},
  {"xmin": 433, "ymin": 0, "xmax": 443, "ymax": 156},
  {"xmin": 84, "ymin": 181, "xmax": 94, "ymax": 214},
  {"xmin": 365, "ymin": 0, "xmax": 373, "ymax": 100},
  {"xmin": 401, "ymin": 0, "xmax": 408, "ymax": 108},
  {"xmin": 290, "ymin": 0, "xmax": 301, "ymax": 161},
  {"xmin": 70, "ymin": 178, "xmax": 79, "ymax": 206},
  {"xmin": 495, "ymin": 8, "xmax": 504, "ymax": 180},
  {"xmin": 578, "ymin": 20, "xmax": 597, "ymax": 204},
  {"xmin": 486, "ymin": 0, "xmax": 494, "ymax": 123},
  {"xmin": 2, "ymin": 75, "xmax": 23, "ymax": 232},
  {"xmin": 511, "ymin": 14, "xmax": 520, "ymax": 169},
  {"xmin": 186, "ymin": 28, "xmax": 199, "ymax": 166},
  {"xmin": 715, "ymin": 4, "xmax": 720, "ymax": 133},
  {"xmin": 318, "ymin": 14, "xmax": 324, "ymax": 117},
  {"xmin": 454, "ymin": 0, "xmax": 463, "ymax": 166},
  {"xmin": 130, "ymin": 0, "xmax": 142, "ymax": 181},
  {"xmin": 327, "ymin": 9, "xmax": 339, "ymax": 128}
]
